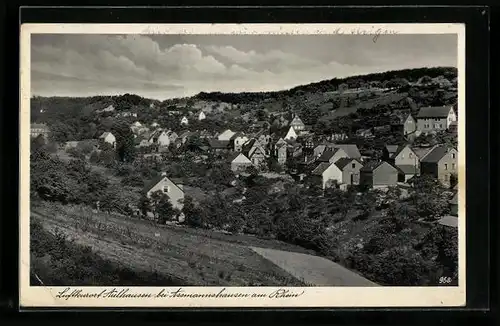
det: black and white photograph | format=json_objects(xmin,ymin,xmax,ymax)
[{"xmin": 20, "ymin": 23, "xmax": 465, "ymax": 307}]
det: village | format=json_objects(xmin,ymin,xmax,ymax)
[{"xmin": 30, "ymin": 100, "xmax": 459, "ymax": 230}]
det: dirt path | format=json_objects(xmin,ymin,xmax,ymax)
[{"xmin": 250, "ymin": 247, "xmax": 379, "ymax": 286}]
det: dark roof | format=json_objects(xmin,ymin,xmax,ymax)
[
  {"xmin": 328, "ymin": 144, "xmax": 362, "ymax": 159},
  {"xmin": 335, "ymin": 157, "xmax": 361, "ymax": 170},
  {"xmin": 208, "ymin": 139, "xmax": 231, "ymax": 149},
  {"xmin": 396, "ymin": 165, "xmax": 419, "ymax": 175},
  {"xmin": 412, "ymin": 146, "xmax": 433, "ymax": 159},
  {"xmin": 311, "ymin": 162, "xmax": 332, "ymax": 175},
  {"xmin": 360, "ymin": 161, "xmax": 397, "ymax": 172},
  {"xmin": 417, "ymin": 106, "xmax": 453, "ymax": 118},
  {"xmin": 420, "ymin": 145, "xmax": 456, "ymax": 163},
  {"xmin": 317, "ymin": 149, "xmax": 337, "ymax": 162}
]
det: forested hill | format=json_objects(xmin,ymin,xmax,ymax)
[
  {"xmin": 30, "ymin": 66, "xmax": 457, "ymax": 135},
  {"xmin": 193, "ymin": 67, "xmax": 457, "ymax": 104}
]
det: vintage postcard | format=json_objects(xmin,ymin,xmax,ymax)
[{"xmin": 20, "ymin": 23, "xmax": 465, "ymax": 308}]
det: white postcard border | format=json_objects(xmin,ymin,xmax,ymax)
[{"xmin": 19, "ymin": 23, "xmax": 466, "ymax": 308}]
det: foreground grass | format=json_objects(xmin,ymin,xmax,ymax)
[
  {"xmin": 30, "ymin": 220, "xmax": 183, "ymax": 286},
  {"xmin": 31, "ymin": 201, "xmax": 306, "ymax": 286}
]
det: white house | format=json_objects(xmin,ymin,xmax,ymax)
[
  {"xmin": 230, "ymin": 133, "xmax": 249, "ymax": 152},
  {"xmin": 99, "ymin": 132, "xmax": 116, "ymax": 148},
  {"xmin": 151, "ymin": 122, "xmax": 160, "ymax": 128},
  {"xmin": 180, "ymin": 116, "xmax": 189, "ymax": 125},
  {"xmin": 284, "ymin": 126, "xmax": 298, "ymax": 140},
  {"xmin": 311, "ymin": 161, "xmax": 343, "ymax": 189},
  {"xmin": 198, "ymin": 111, "xmax": 206, "ymax": 121},
  {"xmin": 230, "ymin": 153, "xmax": 253, "ymax": 172},
  {"xmin": 218, "ymin": 129, "xmax": 236, "ymax": 141},
  {"xmin": 149, "ymin": 130, "xmax": 171, "ymax": 147}
]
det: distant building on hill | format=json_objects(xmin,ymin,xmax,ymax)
[{"xmin": 98, "ymin": 132, "xmax": 116, "ymax": 148}]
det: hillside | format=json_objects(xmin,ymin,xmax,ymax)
[{"xmin": 31, "ymin": 67, "xmax": 457, "ymax": 125}]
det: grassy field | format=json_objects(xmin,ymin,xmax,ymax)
[{"xmin": 31, "ymin": 201, "xmax": 310, "ymax": 286}]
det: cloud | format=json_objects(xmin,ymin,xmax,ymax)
[{"xmin": 30, "ymin": 34, "xmax": 457, "ymax": 100}]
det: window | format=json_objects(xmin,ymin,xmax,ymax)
[
  {"xmin": 351, "ymin": 163, "xmax": 355, "ymax": 168},
  {"xmin": 439, "ymin": 124, "xmax": 443, "ymax": 128},
  {"xmin": 162, "ymin": 185, "xmax": 170, "ymax": 193},
  {"xmin": 452, "ymin": 163, "xmax": 456, "ymax": 170},
  {"xmin": 409, "ymin": 153, "xmax": 413, "ymax": 158},
  {"xmin": 444, "ymin": 164, "xmax": 448, "ymax": 170},
  {"xmin": 452, "ymin": 153, "xmax": 456, "ymax": 159},
  {"xmin": 435, "ymin": 118, "xmax": 439, "ymax": 121}
]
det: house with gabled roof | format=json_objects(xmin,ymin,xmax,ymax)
[
  {"xmin": 316, "ymin": 147, "xmax": 349, "ymax": 165},
  {"xmin": 242, "ymin": 138, "xmax": 267, "ymax": 167},
  {"xmin": 272, "ymin": 137, "xmax": 288, "ymax": 165},
  {"xmin": 31, "ymin": 123, "xmax": 50, "ymax": 140},
  {"xmin": 284, "ymin": 126, "xmax": 298, "ymax": 140},
  {"xmin": 207, "ymin": 139, "xmax": 232, "ymax": 153},
  {"xmin": 144, "ymin": 172, "xmax": 185, "ymax": 222},
  {"xmin": 310, "ymin": 161, "xmax": 343, "ymax": 189},
  {"xmin": 360, "ymin": 161, "xmax": 399, "ymax": 188},
  {"xmin": 99, "ymin": 132, "xmax": 116, "ymax": 148},
  {"xmin": 419, "ymin": 145, "xmax": 458, "ymax": 186},
  {"xmin": 403, "ymin": 113, "xmax": 417, "ymax": 136},
  {"xmin": 229, "ymin": 152, "xmax": 253, "ymax": 173},
  {"xmin": 198, "ymin": 111, "xmax": 206, "ymax": 121},
  {"xmin": 180, "ymin": 116, "xmax": 189, "ymax": 125},
  {"xmin": 289, "ymin": 114, "xmax": 305, "ymax": 131},
  {"xmin": 335, "ymin": 158, "xmax": 364, "ymax": 185},
  {"xmin": 382, "ymin": 144, "xmax": 420, "ymax": 181},
  {"xmin": 314, "ymin": 143, "xmax": 361, "ymax": 161},
  {"xmin": 229, "ymin": 132, "xmax": 249, "ymax": 152},
  {"xmin": 416, "ymin": 105, "xmax": 457, "ymax": 135}
]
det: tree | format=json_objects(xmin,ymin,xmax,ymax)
[
  {"xmin": 112, "ymin": 120, "xmax": 136, "ymax": 163},
  {"xmin": 183, "ymin": 196, "xmax": 203, "ymax": 227},
  {"xmin": 156, "ymin": 195, "xmax": 176, "ymax": 224},
  {"xmin": 31, "ymin": 135, "xmax": 47, "ymax": 152}
]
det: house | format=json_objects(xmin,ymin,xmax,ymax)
[
  {"xmin": 207, "ymin": 139, "xmax": 232, "ymax": 153},
  {"xmin": 166, "ymin": 130, "xmax": 178, "ymax": 143},
  {"xmin": 31, "ymin": 123, "xmax": 50, "ymax": 139},
  {"xmin": 416, "ymin": 105, "xmax": 457, "ymax": 135},
  {"xmin": 253, "ymin": 130, "xmax": 272, "ymax": 147},
  {"xmin": 289, "ymin": 114, "xmax": 305, "ymax": 131},
  {"xmin": 315, "ymin": 143, "xmax": 362, "ymax": 160},
  {"xmin": 180, "ymin": 116, "xmax": 189, "ymax": 125},
  {"xmin": 420, "ymin": 145, "xmax": 458, "ymax": 186},
  {"xmin": 450, "ymin": 191, "xmax": 458, "ymax": 216},
  {"xmin": 229, "ymin": 152, "xmax": 253, "ymax": 173},
  {"xmin": 311, "ymin": 161, "xmax": 343, "ymax": 189},
  {"xmin": 100, "ymin": 104, "xmax": 115, "ymax": 112},
  {"xmin": 382, "ymin": 144, "xmax": 420, "ymax": 182},
  {"xmin": 229, "ymin": 133, "xmax": 249, "ymax": 152},
  {"xmin": 198, "ymin": 111, "xmax": 206, "ymax": 121},
  {"xmin": 144, "ymin": 172, "xmax": 185, "ymax": 222},
  {"xmin": 359, "ymin": 161, "xmax": 399, "ymax": 188},
  {"xmin": 242, "ymin": 139, "xmax": 267, "ymax": 167},
  {"xmin": 272, "ymin": 138, "xmax": 288, "ymax": 165},
  {"xmin": 316, "ymin": 147, "xmax": 349, "ymax": 164},
  {"xmin": 149, "ymin": 130, "xmax": 170, "ymax": 147},
  {"xmin": 330, "ymin": 133, "xmax": 348, "ymax": 141},
  {"xmin": 284, "ymin": 126, "xmax": 298, "ymax": 140},
  {"xmin": 334, "ymin": 158, "xmax": 364, "ymax": 185},
  {"xmin": 403, "ymin": 114, "xmax": 417, "ymax": 136},
  {"xmin": 98, "ymin": 132, "xmax": 116, "ymax": 148},
  {"xmin": 218, "ymin": 129, "xmax": 236, "ymax": 141},
  {"xmin": 151, "ymin": 122, "xmax": 160, "ymax": 128}
]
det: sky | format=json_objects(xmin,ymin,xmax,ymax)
[{"xmin": 30, "ymin": 33, "xmax": 457, "ymax": 100}]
